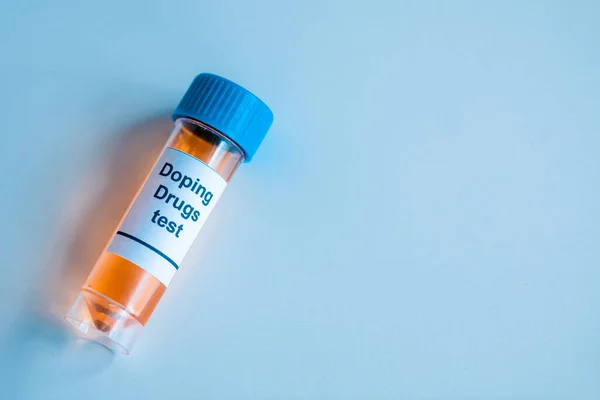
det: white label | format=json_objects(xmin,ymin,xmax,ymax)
[{"xmin": 107, "ymin": 147, "xmax": 227, "ymax": 286}]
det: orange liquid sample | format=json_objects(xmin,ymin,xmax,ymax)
[{"xmin": 82, "ymin": 119, "xmax": 243, "ymax": 330}]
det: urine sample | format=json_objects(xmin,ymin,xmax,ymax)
[{"xmin": 65, "ymin": 73, "xmax": 273, "ymax": 354}]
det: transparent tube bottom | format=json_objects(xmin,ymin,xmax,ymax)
[{"xmin": 64, "ymin": 289, "xmax": 143, "ymax": 355}]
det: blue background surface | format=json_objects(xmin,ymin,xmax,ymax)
[{"xmin": 1, "ymin": 1, "xmax": 599, "ymax": 399}]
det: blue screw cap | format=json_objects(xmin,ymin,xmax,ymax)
[{"xmin": 172, "ymin": 73, "xmax": 274, "ymax": 162}]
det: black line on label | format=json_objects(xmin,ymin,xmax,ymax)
[{"xmin": 116, "ymin": 231, "xmax": 179, "ymax": 270}]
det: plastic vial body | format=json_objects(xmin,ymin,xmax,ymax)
[{"xmin": 65, "ymin": 74, "xmax": 273, "ymax": 354}]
